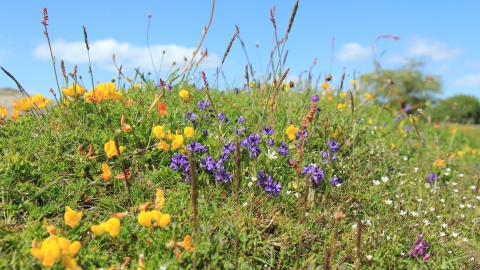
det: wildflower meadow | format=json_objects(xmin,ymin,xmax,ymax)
[{"xmin": 0, "ymin": 2, "xmax": 479, "ymax": 269}]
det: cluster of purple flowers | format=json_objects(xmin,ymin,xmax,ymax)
[
  {"xmin": 156, "ymin": 81, "xmax": 174, "ymax": 91},
  {"xmin": 394, "ymin": 104, "xmax": 413, "ymax": 122},
  {"xmin": 330, "ymin": 175, "xmax": 343, "ymax": 187},
  {"xmin": 321, "ymin": 139, "xmax": 340, "ymax": 164},
  {"xmin": 184, "ymin": 111, "xmax": 198, "ymax": 122},
  {"xmin": 236, "ymin": 116, "xmax": 247, "ymax": 135},
  {"xmin": 198, "ymin": 142, "xmax": 235, "ymax": 183},
  {"xmin": 310, "ymin": 94, "xmax": 320, "ymax": 102},
  {"xmin": 186, "ymin": 141, "xmax": 209, "ymax": 155},
  {"xmin": 262, "ymin": 126, "xmax": 275, "ymax": 136},
  {"xmin": 197, "ymin": 100, "xmax": 211, "ymax": 110},
  {"xmin": 407, "ymin": 231, "xmax": 430, "ymax": 261},
  {"xmin": 240, "ymin": 134, "xmax": 262, "ymax": 159},
  {"xmin": 302, "ymin": 164, "xmax": 325, "ymax": 188},
  {"xmin": 170, "ymin": 153, "xmax": 191, "ymax": 182},
  {"xmin": 257, "ymin": 170, "xmax": 281, "ymax": 195}
]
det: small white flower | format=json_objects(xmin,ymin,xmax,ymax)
[
  {"xmin": 160, "ymin": 267, "xmax": 167, "ymax": 270},
  {"xmin": 451, "ymin": 232, "xmax": 459, "ymax": 238},
  {"xmin": 362, "ymin": 220, "xmax": 371, "ymax": 226},
  {"xmin": 352, "ymin": 223, "xmax": 358, "ymax": 229},
  {"xmin": 448, "ymin": 250, "xmax": 452, "ymax": 254},
  {"xmin": 385, "ymin": 199, "xmax": 393, "ymax": 205},
  {"xmin": 458, "ymin": 174, "xmax": 464, "ymax": 177},
  {"xmin": 266, "ymin": 149, "xmax": 278, "ymax": 160},
  {"xmin": 471, "ymin": 186, "xmax": 477, "ymax": 190},
  {"xmin": 417, "ymin": 198, "xmax": 423, "ymax": 202},
  {"xmin": 248, "ymin": 182, "xmax": 253, "ymax": 187},
  {"xmin": 462, "ymin": 238, "xmax": 468, "ymax": 242},
  {"xmin": 411, "ymin": 211, "xmax": 419, "ymax": 217},
  {"xmin": 305, "ymin": 212, "xmax": 309, "ymax": 217},
  {"xmin": 453, "ymin": 189, "xmax": 459, "ymax": 193},
  {"xmin": 441, "ymin": 223, "xmax": 448, "ymax": 228},
  {"xmin": 400, "ymin": 210, "xmax": 407, "ymax": 216},
  {"xmin": 414, "ymin": 167, "xmax": 419, "ymax": 172},
  {"xmin": 403, "ymin": 156, "xmax": 408, "ymax": 161},
  {"xmin": 242, "ymin": 202, "xmax": 248, "ymax": 207},
  {"xmin": 471, "ymin": 257, "xmax": 475, "ymax": 261},
  {"xmin": 386, "ymin": 236, "xmax": 391, "ymax": 241},
  {"xmin": 429, "ymin": 207, "xmax": 435, "ymax": 212},
  {"xmin": 381, "ymin": 176, "xmax": 389, "ymax": 183},
  {"xmin": 459, "ymin": 204, "xmax": 465, "ymax": 209},
  {"xmin": 451, "ymin": 182, "xmax": 457, "ymax": 186},
  {"xmin": 439, "ymin": 232, "xmax": 446, "ymax": 237},
  {"xmin": 294, "ymin": 192, "xmax": 300, "ymax": 198},
  {"xmin": 373, "ymin": 180, "xmax": 380, "ymax": 185},
  {"xmin": 477, "ymin": 196, "xmax": 480, "ymax": 200},
  {"xmin": 286, "ymin": 190, "xmax": 292, "ymax": 195},
  {"xmin": 423, "ymin": 219, "xmax": 430, "ymax": 225},
  {"xmin": 250, "ymin": 177, "xmax": 257, "ymax": 181},
  {"xmin": 366, "ymin": 255, "xmax": 373, "ymax": 261},
  {"xmin": 467, "ymin": 204, "xmax": 472, "ymax": 208},
  {"xmin": 460, "ymin": 214, "xmax": 465, "ymax": 218},
  {"xmin": 440, "ymin": 198, "xmax": 445, "ymax": 203}
]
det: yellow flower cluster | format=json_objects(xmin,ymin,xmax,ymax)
[
  {"xmin": 104, "ymin": 139, "xmax": 125, "ymax": 158},
  {"xmin": 64, "ymin": 206, "xmax": 82, "ymax": 228},
  {"xmin": 285, "ymin": 125, "xmax": 299, "ymax": 141},
  {"xmin": 179, "ymin": 90, "xmax": 189, "ymax": 100},
  {"xmin": 13, "ymin": 94, "xmax": 52, "ymax": 111},
  {"xmin": 61, "ymin": 84, "xmax": 86, "ymax": 98},
  {"xmin": 30, "ymin": 235, "xmax": 82, "ymax": 268},
  {"xmin": 138, "ymin": 210, "xmax": 171, "ymax": 228},
  {"xmin": 153, "ymin": 126, "xmax": 194, "ymax": 151},
  {"xmin": 84, "ymin": 83, "xmax": 123, "ymax": 102},
  {"xmin": 91, "ymin": 218, "xmax": 121, "ymax": 237},
  {"xmin": 0, "ymin": 106, "xmax": 7, "ymax": 120}
]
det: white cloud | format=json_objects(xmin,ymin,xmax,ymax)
[
  {"xmin": 33, "ymin": 38, "xmax": 220, "ymax": 72},
  {"xmin": 463, "ymin": 61, "xmax": 480, "ymax": 69},
  {"xmin": 453, "ymin": 73, "xmax": 480, "ymax": 87},
  {"xmin": 338, "ymin": 43, "xmax": 371, "ymax": 61},
  {"xmin": 407, "ymin": 38, "xmax": 462, "ymax": 61}
]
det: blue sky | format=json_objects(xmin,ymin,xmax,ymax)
[{"xmin": 1, "ymin": 0, "xmax": 479, "ymax": 99}]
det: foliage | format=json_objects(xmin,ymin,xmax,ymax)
[{"xmin": 430, "ymin": 94, "xmax": 480, "ymax": 124}]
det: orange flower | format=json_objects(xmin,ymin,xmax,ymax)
[
  {"xmin": 176, "ymin": 235, "xmax": 194, "ymax": 252},
  {"xmin": 101, "ymin": 164, "xmax": 112, "ymax": 180},
  {"xmin": 157, "ymin": 102, "xmax": 168, "ymax": 116},
  {"xmin": 337, "ymin": 103, "xmax": 347, "ymax": 110},
  {"xmin": 0, "ymin": 106, "xmax": 8, "ymax": 120},
  {"xmin": 433, "ymin": 156, "xmax": 446, "ymax": 167}
]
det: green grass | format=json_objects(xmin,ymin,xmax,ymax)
[{"xmin": 0, "ymin": 81, "xmax": 479, "ymax": 269}]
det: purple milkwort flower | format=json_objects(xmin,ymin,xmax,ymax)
[
  {"xmin": 394, "ymin": 117, "xmax": 400, "ymax": 122},
  {"xmin": 302, "ymin": 163, "xmax": 325, "ymax": 188},
  {"xmin": 328, "ymin": 139, "xmax": 340, "ymax": 152},
  {"xmin": 427, "ymin": 173, "xmax": 438, "ymax": 182},
  {"xmin": 214, "ymin": 167, "xmax": 232, "ymax": 182},
  {"xmin": 187, "ymin": 141, "xmax": 209, "ymax": 155},
  {"xmin": 241, "ymin": 134, "xmax": 262, "ymax": 159},
  {"xmin": 262, "ymin": 126, "xmax": 275, "ymax": 136},
  {"xmin": 237, "ymin": 116, "xmax": 246, "ymax": 123},
  {"xmin": 310, "ymin": 94, "xmax": 320, "ymax": 102},
  {"xmin": 184, "ymin": 111, "xmax": 198, "ymax": 121},
  {"xmin": 202, "ymin": 129, "xmax": 208, "ymax": 136},
  {"xmin": 330, "ymin": 175, "xmax": 343, "ymax": 187},
  {"xmin": 407, "ymin": 231, "xmax": 430, "ymax": 260},
  {"xmin": 404, "ymin": 104, "xmax": 413, "ymax": 112},
  {"xmin": 296, "ymin": 130, "xmax": 308, "ymax": 138},
  {"xmin": 405, "ymin": 126, "xmax": 413, "ymax": 132},
  {"xmin": 200, "ymin": 156, "xmax": 216, "ymax": 171},
  {"xmin": 223, "ymin": 142, "xmax": 236, "ymax": 155},
  {"xmin": 233, "ymin": 87, "xmax": 240, "ymax": 94},
  {"xmin": 218, "ymin": 111, "xmax": 226, "ymax": 122},
  {"xmin": 257, "ymin": 170, "xmax": 282, "ymax": 195},
  {"xmin": 277, "ymin": 142, "xmax": 289, "ymax": 157},
  {"xmin": 236, "ymin": 128, "xmax": 245, "ymax": 135},
  {"xmin": 268, "ymin": 138, "xmax": 275, "ymax": 147},
  {"xmin": 197, "ymin": 100, "xmax": 211, "ymax": 110},
  {"xmin": 170, "ymin": 153, "xmax": 189, "ymax": 172},
  {"xmin": 321, "ymin": 150, "xmax": 337, "ymax": 164},
  {"xmin": 316, "ymin": 107, "xmax": 322, "ymax": 112}
]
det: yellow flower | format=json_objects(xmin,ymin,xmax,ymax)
[
  {"xmin": 179, "ymin": 90, "xmax": 189, "ymax": 100},
  {"xmin": 391, "ymin": 143, "xmax": 395, "ymax": 150},
  {"xmin": 350, "ymin": 79, "xmax": 356, "ymax": 85},
  {"xmin": 57, "ymin": 238, "xmax": 81, "ymax": 256},
  {"xmin": 0, "ymin": 106, "xmax": 7, "ymax": 120},
  {"xmin": 13, "ymin": 97, "xmax": 33, "ymax": 111},
  {"xmin": 365, "ymin": 93, "xmax": 374, "ymax": 101},
  {"xmin": 457, "ymin": 151, "xmax": 465, "ymax": 157},
  {"xmin": 30, "ymin": 235, "xmax": 61, "ymax": 267},
  {"xmin": 152, "ymin": 126, "xmax": 165, "ymax": 139},
  {"xmin": 138, "ymin": 210, "xmax": 171, "ymax": 228},
  {"xmin": 104, "ymin": 139, "xmax": 125, "ymax": 158},
  {"xmin": 64, "ymin": 206, "xmax": 82, "ymax": 228},
  {"xmin": 61, "ymin": 255, "xmax": 81, "ymax": 270},
  {"xmin": 368, "ymin": 118, "xmax": 373, "ymax": 125},
  {"xmin": 171, "ymin": 135, "xmax": 184, "ymax": 150},
  {"xmin": 339, "ymin": 92, "xmax": 347, "ymax": 98},
  {"xmin": 109, "ymin": 89, "xmax": 123, "ymax": 101},
  {"xmin": 155, "ymin": 188, "xmax": 165, "ymax": 209},
  {"xmin": 32, "ymin": 94, "xmax": 52, "ymax": 109},
  {"xmin": 101, "ymin": 164, "xmax": 111, "ymax": 181},
  {"xmin": 285, "ymin": 125, "xmax": 299, "ymax": 141},
  {"xmin": 156, "ymin": 141, "xmax": 170, "ymax": 151},
  {"xmin": 332, "ymin": 129, "xmax": 339, "ymax": 139},
  {"xmin": 61, "ymin": 84, "xmax": 86, "ymax": 98},
  {"xmin": 184, "ymin": 127, "xmax": 194, "ymax": 138},
  {"xmin": 134, "ymin": 82, "xmax": 142, "ymax": 88},
  {"xmin": 164, "ymin": 130, "xmax": 177, "ymax": 141},
  {"xmin": 91, "ymin": 218, "xmax": 121, "ymax": 237},
  {"xmin": 320, "ymin": 82, "xmax": 331, "ymax": 89},
  {"xmin": 337, "ymin": 103, "xmax": 347, "ymax": 110}
]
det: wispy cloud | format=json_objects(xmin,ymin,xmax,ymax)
[
  {"xmin": 407, "ymin": 38, "xmax": 462, "ymax": 61},
  {"xmin": 463, "ymin": 61, "xmax": 480, "ymax": 69},
  {"xmin": 337, "ymin": 43, "xmax": 371, "ymax": 61},
  {"xmin": 33, "ymin": 38, "xmax": 220, "ymax": 72},
  {"xmin": 453, "ymin": 73, "xmax": 480, "ymax": 87}
]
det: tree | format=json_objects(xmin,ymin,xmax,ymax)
[
  {"xmin": 430, "ymin": 95, "xmax": 480, "ymax": 124},
  {"xmin": 360, "ymin": 60, "xmax": 442, "ymax": 107}
]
